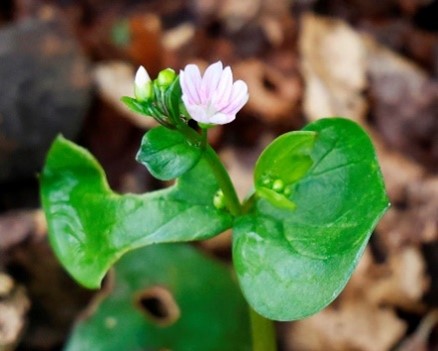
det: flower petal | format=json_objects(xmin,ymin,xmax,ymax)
[
  {"xmin": 211, "ymin": 66, "xmax": 233, "ymax": 109},
  {"xmin": 180, "ymin": 64, "xmax": 202, "ymax": 104},
  {"xmin": 221, "ymin": 80, "xmax": 249, "ymax": 114},
  {"xmin": 200, "ymin": 61, "xmax": 223, "ymax": 102},
  {"xmin": 209, "ymin": 112, "xmax": 235, "ymax": 125},
  {"xmin": 135, "ymin": 66, "xmax": 150, "ymax": 86},
  {"xmin": 183, "ymin": 100, "xmax": 209, "ymax": 123}
]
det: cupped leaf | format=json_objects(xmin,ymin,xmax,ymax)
[
  {"xmin": 41, "ymin": 136, "xmax": 232, "ymax": 289},
  {"xmin": 254, "ymin": 131, "xmax": 316, "ymax": 210},
  {"xmin": 136, "ymin": 126, "xmax": 202, "ymax": 180},
  {"xmin": 233, "ymin": 118, "xmax": 389, "ymax": 320},
  {"xmin": 65, "ymin": 244, "xmax": 251, "ymax": 351}
]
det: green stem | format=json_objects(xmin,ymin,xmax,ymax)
[
  {"xmin": 177, "ymin": 123, "xmax": 276, "ymax": 350},
  {"xmin": 177, "ymin": 123, "xmax": 241, "ymax": 216},
  {"xmin": 250, "ymin": 308, "xmax": 277, "ymax": 351},
  {"xmin": 203, "ymin": 145, "xmax": 241, "ymax": 216},
  {"xmin": 201, "ymin": 128, "xmax": 208, "ymax": 149}
]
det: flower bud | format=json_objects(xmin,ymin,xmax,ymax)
[
  {"xmin": 156, "ymin": 68, "xmax": 177, "ymax": 89},
  {"xmin": 213, "ymin": 190, "xmax": 226, "ymax": 210},
  {"xmin": 134, "ymin": 66, "xmax": 153, "ymax": 101}
]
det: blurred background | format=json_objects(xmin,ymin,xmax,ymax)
[{"xmin": 0, "ymin": 0, "xmax": 437, "ymax": 350}]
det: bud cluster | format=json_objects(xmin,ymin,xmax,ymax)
[{"xmin": 122, "ymin": 66, "xmax": 185, "ymax": 128}]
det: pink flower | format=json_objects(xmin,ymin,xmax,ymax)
[{"xmin": 180, "ymin": 61, "xmax": 249, "ymax": 125}]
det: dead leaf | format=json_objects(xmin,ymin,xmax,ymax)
[
  {"xmin": 365, "ymin": 35, "xmax": 438, "ymax": 173},
  {"xmin": 234, "ymin": 59, "xmax": 301, "ymax": 123},
  {"xmin": 287, "ymin": 297, "xmax": 406, "ymax": 351},
  {"xmin": 287, "ymin": 245, "xmax": 429, "ymax": 351},
  {"xmin": 300, "ymin": 14, "xmax": 368, "ymax": 123},
  {"xmin": 0, "ymin": 274, "xmax": 30, "ymax": 351}
]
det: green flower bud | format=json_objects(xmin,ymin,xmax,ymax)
[
  {"xmin": 213, "ymin": 190, "xmax": 226, "ymax": 210},
  {"xmin": 157, "ymin": 68, "xmax": 176, "ymax": 89},
  {"xmin": 272, "ymin": 179, "xmax": 284, "ymax": 192}
]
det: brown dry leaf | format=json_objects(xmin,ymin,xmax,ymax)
[
  {"xmin": 127, "ymin": 14, "xmax": 163, "ymax": 71},
  {"xmin": 0, "ymin": 210, "xmax": 46, "ymax": 251},
  {"xmin": 372, "ymin": 132, "xmax": 425, "ymax": 204},
  {"xmin": 373, "ymin": 133, "xmax": 438, "ymax": 249},
  {"xmin": 219, "ymin": 0, "xmax": 262, "ymax": 32},
  {"xmin": 395, "ymin": 310, "xmax": 438, "ymax": 351},
  {"xmin": 93, "ymin": 61, "xmax": 156, "ymax": 129},
  {"xmin": 162, "ymin": 23, "xmax": 195, "ymax": 52},
  {"xmin": 377, "ymin": 176, "xmax": 438, "ymax": 250},
  {"xmin": 349, "ymin": 248, "xmax": 429, "ymax": 311},
  {"xmin": 300, "ymin": 14, "xmax": 368, "ymax": 123},
  {"xmin": 287, "ymin": 245, "xmax": 429, "ymax": 351},
  {"xmin": 365, "ymin": 36, "xmax": 438, "ymax": 172},
  {"xmin": 234, "ymin": 59, "xmax": 301, "ymax": 123},
  {"xmin": 0, "ymin": 273, "xmax": 30, "ymax": 351},
  {"xmin": 287, "ymin": 297, "xmax": 406, "ymax": 351}
]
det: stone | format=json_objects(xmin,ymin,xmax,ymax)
[{"xmin": 0, "ymin": 18, "xmax": 92, "ymax": 182}]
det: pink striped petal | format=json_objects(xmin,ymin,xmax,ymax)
[
  {"xmin": 212, "ymin": 66, "xmax": 233, "ymax": 109},
  {"xmin": 222, "ymin": 80, "xmax": 248, "ymax": 114},
  {"xmin": 180, "ymin": 65, "xmax": 202, "ymax": 104},
  {"xmin": 200, "ymin": 61, "xmax": 223, "ymax": 102}
]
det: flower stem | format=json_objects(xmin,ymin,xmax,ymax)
[
  {"xmin": 177, "ymin": 123, "xmax": 276, "ymax": 350},
  {"xmin": 203, "ymin": 145, "xmax": 241, "ymax": 216},
  {"xmin": 250, "ymin": 308, "xmax": 277, "ymax": 351},
  {"xmin": 201, "ymin": 128, "xmax": 208, "ymax": 149},
  {"xmin": 176, "ymin": 123, "xmax": 241, "ymax": 216},
  {"xmin": 202, "ymin": 142, "xmax": 277, "ymax": 351}
]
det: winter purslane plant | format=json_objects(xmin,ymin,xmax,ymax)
[{"xmin": 40, "ymin": 61, "xmax": 389, "ymax": 347}]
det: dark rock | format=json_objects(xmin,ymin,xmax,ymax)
[{"xmin": 0, "ymin": 18, "xmax": 92, "ymax": 182}]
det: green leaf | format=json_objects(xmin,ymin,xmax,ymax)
[
  {"xmin": 65, "ymin": 244, "xmax": 251, "ymax": 351},
  {"xmin": 120, "ymin": 96, "xmax": 150, "ymax": 115},
  {"xmin": 165, "ymin": 76, "xmax": 182, "ymax": 122},
  {"xmin": 254, "ymin": 131, "xmax": 316, "ymax": 210},
  {"xmin": 136, "ymin": 126, "xmax": 202, "ymax": 180},
  {"xmin": 233, "ymin": 118, "xmax": 389, "ymax": 320},
  {"xmin": 41, "ymin": 136, "xmax": 232, "ymax": 289}
]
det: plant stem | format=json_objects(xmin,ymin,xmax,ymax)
[
  {"xmin": 177, "ymin": 123, "xmax": 276, "ymax": 350},
  {"xmin": 202, "ymin": 142, "xmax": 277, "ymax": 351},
  {"xmin": 177, "ymin": 123, "xmax": 241, "ymax": 216},
  {"xmin": 201, "ymin": 128, "xmax": 208, "ymax": 149},
  {"xmin": 203, "ymin": 145, "xmax": 241, "ymax": 216},
  {"xmin": 250, "ymin": 307, "xmax": 277, "ymax": 351}
]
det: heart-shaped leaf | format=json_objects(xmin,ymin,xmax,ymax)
[
  {"xmin": 41, "ymin": 136, "xmax": 232, "ymax": 289},
  {"xmin": 233, "ymin": 118, "xmax": 389, "ymax": 320},
  {"xmin": 136, "ymin": 126, "xmax": 202, "ymax": 180},
  {"xmin": 65, "ymin": 244, "xmax": 251, "ymax": 351}
]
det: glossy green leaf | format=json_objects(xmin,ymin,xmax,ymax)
[
  {"xmin": 233, "ymin": 118, "xmax": 389, "ymax": 320},
  {"xmin": 255, "ymin": 131, "xmax": 316, "ymax": 210},
  {"xmin": 120, "ymin": 96, "xmax": 150, "ymax": 115},
  {"xmin": 65, "ymin": 244, "xmax": 251, "ymax": 351},
  {"xmin": 136, "ymin": 126, "xmax": 202, "ymax": 180},
  {"xmin": 164, "ymin": 76, "xmax": 183, "ymax": 122},
  {"xmin": 41, "ymin": 136, "xmax": 232, "ymax": 289}
]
